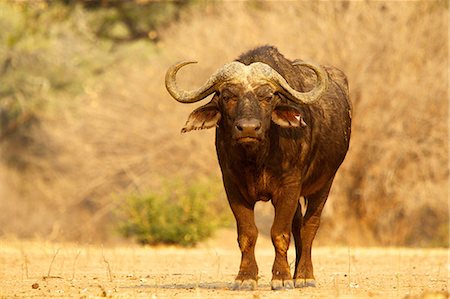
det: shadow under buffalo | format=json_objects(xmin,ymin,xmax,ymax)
[{"xmin": 120, "ymin": 282, "xmax": 234, "ymax": 290}]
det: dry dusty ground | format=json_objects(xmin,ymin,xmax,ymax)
[{"xmin": 0, "ymin": 230, "xmax": 448, "ymax": 299}]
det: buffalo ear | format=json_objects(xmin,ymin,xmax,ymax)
[
  {"xmin": 181, "ymin": 101, "xmax": 221, "ymax": 133},
  {"xmin": 272, "ymin": 104, "xmax": 307, "ymax": 128}
]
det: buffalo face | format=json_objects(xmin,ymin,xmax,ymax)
[
  {"xmin": 182, "ymin": 83, "xmax": 309, "ymax": 148},
  {"xmin": 216, "ymin": 84, "xmax": 273, "ymax": 144},
  {"xmin": 166, "ymin": 60, "xmax": 328, "ymax": 145}
]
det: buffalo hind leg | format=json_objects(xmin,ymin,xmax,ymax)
[
  {"xmin": 292, "ymin": 201, "xmax": 303, "ymax": 281},
  {"xmin": 294, "ymin": 179, "xmax": 333, "ymax": 288},
  {"xmin": 270, "ymin": 193, "xmax": 299, "ymax": 290}
]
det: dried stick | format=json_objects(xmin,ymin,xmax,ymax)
[
  {"xmin": 102, "ymin": 246, "xmax": 113, "ymax": 282},
  {"xmin": 70, "ymin": 250, "xmax": 82, "ymax": 281},
  {"xmin": 44, "ymin": 248, "xmax": 62, "ymax": 279}
]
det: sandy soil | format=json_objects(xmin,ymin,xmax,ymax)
[{"xmin": 0, "ymin": 230, "xmax": 448, "ymax": 298}]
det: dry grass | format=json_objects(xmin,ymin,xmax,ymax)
[
  {"xmin": 0, "ymin": 235, "xmax": 448, "ymax": 298},
  {"xmin": 0, "ymin": 1, "xmax": 448, "ymax": 245}
]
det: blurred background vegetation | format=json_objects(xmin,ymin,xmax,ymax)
[{"xmin": 0, "ymin": 0, "xmax": 448, "ymax": 247}]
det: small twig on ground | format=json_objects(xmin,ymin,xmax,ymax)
[
  {"xmin": 396, "ymin": 273, "xmax": 400, "ymax": 298},
  {"xmin": 213, "ymin": 249, "xmax": 222, "ymax": 280},
  {"xmin": 69, "ymin": 250, "xmax": 82, "ymax": 281},
  {"xmin": 102, "ymin": 246, "xmax": 113, "ymax": 282},
  {"xmin": 20, "ymin": 248, "xmax": 29, "ymax": 279},
  {"xmin": 347, "ymin": 247, "xmax": 351, "ymax": 288},
  {"xmin": 44, "ymin": 248, "xmax": 61, "ymax": 279}
]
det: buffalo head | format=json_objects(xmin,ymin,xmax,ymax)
[{"xmin": 165, "ymin": 60, "xmax": 328, "ymax": 146}]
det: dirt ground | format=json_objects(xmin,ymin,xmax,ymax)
[{"xmin": 0, "ymin": 230, "xmax": 448, "ymax": 299}]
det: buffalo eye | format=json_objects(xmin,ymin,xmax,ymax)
[
  {"xmin": 220, "ymin": 89, "xmax": 238, "ymax": 103},
  {"xmin": 255, "ymin": 86, "xmax": 274, "ymax": 102},
  {"xmin": 259, "ymin": 93, "xmax": 274, "ymax": 102}
]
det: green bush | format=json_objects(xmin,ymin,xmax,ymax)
[
  {"xmin": 0, "ymin": 0, "xmax": 193, "ymax": 146},
  {"xmin": 0, "ymin": 2, "xmax": 112, "ymax": 144},
  {"xmin": 118, "ymin": 180, "xmax": 228, "ymax": 246},
  {"xmin": 80, "ymin": 1, "xmax": 193, "ymax": 42}
]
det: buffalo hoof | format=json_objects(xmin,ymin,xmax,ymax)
[
  {"xmin": 294, "ymin": 278, "xmax": 316, "ymax": 288},
  {"xmin": 232, "ymin": 279, "xmax": 257, "ymax": 291},
  {"xmin": 270, "ymin": 279, "xmax": 294, "ymax": 290}
]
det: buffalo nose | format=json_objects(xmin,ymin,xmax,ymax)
[{"xmin": 235, "ymin": 118, "xmax": 262, "ymax": 135}]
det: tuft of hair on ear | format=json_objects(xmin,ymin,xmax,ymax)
[
  {"xmin": 272, "ymin": 105, "xmax": 307, "ymax": 128},
  {"xmin": 181, "ymin": 106, "xmax": 221, "ymax": 133},
  {"xmin": 181, "ymin": 121, "xmax": 218, "ymax": 133}
]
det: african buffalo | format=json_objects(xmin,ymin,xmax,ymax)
[{"xmin": 165, "ymin": 46, "xmax": 351, "ymax": 290}]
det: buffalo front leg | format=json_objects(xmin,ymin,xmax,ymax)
[
  {"xmin": 225, "ymin": 185, "xmax": 258, "ymax": 290},
  {"xmin": 294, "ymin": 179, "xmax": 333, "ymax": 288},
  {"xmin": 270, "ymin": 190, "xmax": 299, "ymax": 290}
]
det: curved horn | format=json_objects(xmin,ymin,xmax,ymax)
[
  {"xmin": 269, "ymin": 60, "xmax": 328, "ymax": 104},
  {"xmin": 166, "ymin": 60, "xmax": 328, "ymax": 104},
  {"xmin": 165, "ymin": 61, "xmax": 248, "ymax": 103},
  {"xmin": 165, "ymin": 61, "xmax": 217, "ymax": 103}
]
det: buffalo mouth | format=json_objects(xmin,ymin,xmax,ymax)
[{"xmin": 236, "ymin": 136, "xmax": 262, "ymax": 143}]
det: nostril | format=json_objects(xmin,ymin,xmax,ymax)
[{"xmin": 235, "ymin": 119, "xmax": 261, "ymax": 135}]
